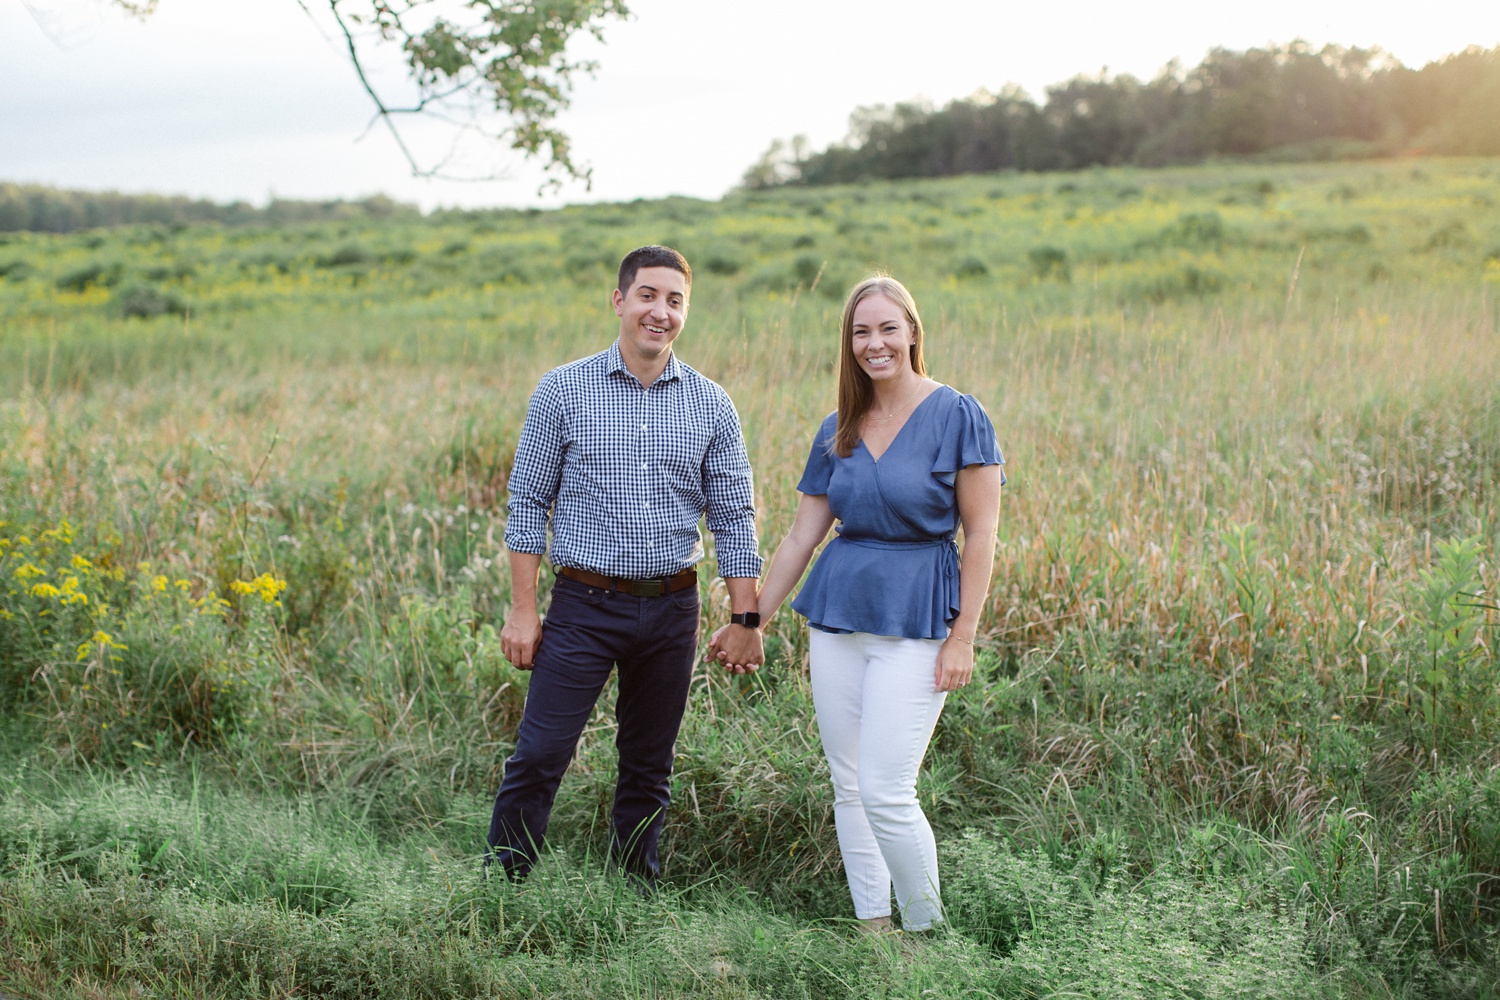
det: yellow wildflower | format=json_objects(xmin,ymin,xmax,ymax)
[
  {"xmin": 14, "ymin": 563, "xmax": 46, "ymax": 580},
  {"xmin": 76, "ymin": 630, "xmax": 128, "ymax": 662},
  {"xmin": 58, "ymin": 576, "xmax": 88, "ymax": 605},
  {"xmin": 151, "ymin": 575, "xmax": 168, "ymax": 592},
  {"xmin": 29, "ymin": 582, "xmax": 60, "ymax": 599},
  {"xmin": 71, "ymin": 554, "xmax": 93, "ymax": 571},
  {"xmin": 231, "ymin": 572, "xmax": 288, "ymax": 604}
]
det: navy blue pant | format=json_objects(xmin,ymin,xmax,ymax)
[{"xmin": 486, "ymin": 573, "xmax": 700, "ymax": 882}]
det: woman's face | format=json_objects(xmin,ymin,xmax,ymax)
[{"xmin": 849, "ymin": 292, "xmax": 915, "ymax": 384}]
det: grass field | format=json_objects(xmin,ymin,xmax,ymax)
[{"xmin": 1, "ymin": 157, "xmax": 1498, "ymax": 998}]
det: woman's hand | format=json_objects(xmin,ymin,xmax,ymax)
[
  {"xmin": 934, "ymin": 635, "xmax": 974, "ymax": 692},
  {"xmin": 704, "ymin": 624, "xmax": 729, "ymax": 663}
]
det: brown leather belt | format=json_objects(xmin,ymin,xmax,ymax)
[{"xmin": 557, "ymin": 565, "xmax": 697, "ymax": 597}]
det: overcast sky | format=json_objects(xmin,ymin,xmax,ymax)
[{"xmin": 3, "ymin": 0, "xmax": 1498, "ymax": 211}]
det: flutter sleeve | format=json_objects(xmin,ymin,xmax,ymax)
[
  {"xmin": 932, "ymin": 393, "xmax": 1005, "ymax": 486},
  {"xmin": 795, "ymin": 412, "xmax": 839, "ymax": 496}
]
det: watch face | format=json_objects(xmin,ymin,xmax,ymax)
[{"xmin": 733, "ymin": 612, "xmax": 761, "ymax": 628}]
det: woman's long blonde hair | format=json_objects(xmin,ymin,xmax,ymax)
[{"xmin": 833, "ymin": 275, "xmax": 929, "ymax": 457}]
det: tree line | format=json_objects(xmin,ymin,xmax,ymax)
[
  {"xmin": 741, "ymin": 42, "xmax": 1500, "ymax": 189},
  {"xmin": 0, "ymin": 185, "xmax": 419, "ymax": 234}
]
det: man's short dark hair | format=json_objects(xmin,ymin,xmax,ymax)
[{"xmin": 618, "ymin": 245, "xmax": 692, "ymax": 295}]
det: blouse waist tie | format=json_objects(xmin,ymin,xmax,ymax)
[
  {"xmin": 798, "ymin": 534, "xmax": 962, "ymax": 638},
  {"xmin": 838, "ymin": 534, "xmax": 955, "ymax": 549},
  {"xmin": 837, "ymin": 534, "xmax": 960, "ymax": 578}
]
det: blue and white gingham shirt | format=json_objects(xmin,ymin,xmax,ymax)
[{"xmin": 505, "ymin": 342, "xmax": 764, "ymax": 581}]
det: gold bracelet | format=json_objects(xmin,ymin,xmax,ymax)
[{"xmin": 951, "ymin": 634, "xmax": 974, "ymax": 645}]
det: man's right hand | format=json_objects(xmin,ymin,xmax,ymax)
[{"xmin": 501, "ymin": 606, "xmax": 544, "ymax": 669}]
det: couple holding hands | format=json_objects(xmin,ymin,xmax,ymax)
[{"xmin": 490, "ymin": 245, "xmax": 1003, "ymax": 933}]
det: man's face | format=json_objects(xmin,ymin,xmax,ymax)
[{"xmin": 613, "ymin": 266, "xmax": 689, "ymax": 369}]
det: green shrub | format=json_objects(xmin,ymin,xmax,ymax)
[
  {"xmin": 0, "ymin": 519, "xmax": 287, "ymax": 757},
  {"xmin": 943, "ymin": 832, "xmax": 1324, "ymax": 997},
  {"xmin": 241, "ymin": 246, "xmax": 299, "ymax": 273},
  {"xmin": 44, "ymin": 605, "xmax": 278, "ymax": 758},
  {"xmin": 791, "ymin": 253, "xmax": 823, "ymax": 286},
  {"xmin": 1408, "ymin": 766, "xmax": 1500, "ymax": 880},
  {"xmin": 1423, "ymin": 220, "xmax": 1471, "ymax": 250},
  {"xmin": 54, "ymin": 258, "xmax": 123, "ymax": 291},
  {"xmin": 1123, "ymin": 257, "xmax": 1225, "ymax": 301},
  {"xmin": 472, "ymin": 246, "xmax": 533, "ymax": 285},
  {"xmin": 1400, "ymin": 536, "xmax": 1499, "ymax": 748},
  {"xmin": 141, "ymin": 258, "xmax": 198, "ymax": 281},
  {"xmin": 115, "ymin": 282, "xmax": 188, "ymax": 319},
  {"xmin": 1027, "ymin": 245, "xmax": 1069, "ymax": 281},
  {"xmin": 702, "ymin": 253, "xmax": 743, "ymax": 276},
  {"xmin": 382, "ymin": 588, "xmax": 511, "ymax": 700},
  {"xmin": 1157, "ymin": 210, "xmax": 1227, "ymax": 248},
  {"xmin": 314, "ymin": 244, "xmax": 372, "ymax": 268},
  {"xmin": 954, "ymin": 255, "xmax": 990, "ymax": 279}
]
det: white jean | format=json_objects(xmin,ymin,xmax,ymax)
[{"xmin": 809, "ymin": 629, "xmax": 948, "ymax": 930}]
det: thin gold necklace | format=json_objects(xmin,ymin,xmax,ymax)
[{"xmin": 867, "ymin": 378, "xmax": 925, "ymax": 425}]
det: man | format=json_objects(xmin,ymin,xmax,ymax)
[{"xmin": 489, "ymin": 245, "xmax": 765, "ymax": 886}]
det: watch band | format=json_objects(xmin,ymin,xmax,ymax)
[{"xmin": 730, "ymin": 611, "xmax": 761, "ymax": 629}]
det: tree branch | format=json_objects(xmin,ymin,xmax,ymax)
[{"xmin": 101, "ymin": 0, "xmax": 630, "ymax": 191}]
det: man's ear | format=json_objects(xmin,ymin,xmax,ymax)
[{"xmin": 612, "ymin": 287, "xmax": 625, "ymax": 316}]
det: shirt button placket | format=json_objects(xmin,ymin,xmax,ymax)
[{"xmin": 639, "ymin": 387, "xmax": 650, "ymax": 576}]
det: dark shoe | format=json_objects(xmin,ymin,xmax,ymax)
[
  {"xmin": 626, "ymin": 870, "xmax": 657, "ymax": 898},
  {"xmin": 481, "ymin": 848, "xmax": 531, "ymax": 883}
]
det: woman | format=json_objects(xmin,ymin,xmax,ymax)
[{"xmin": 713, "ymin": 275, "xmax": 1003, "ymax": 932}]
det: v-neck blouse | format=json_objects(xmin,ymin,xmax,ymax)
[{"xmin": 789, "ymin": 385, "xmax": 1004, "ymax": 639}]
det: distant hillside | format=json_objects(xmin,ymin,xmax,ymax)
[
  {"xmin": 0, "ymin": 184, "xmax": 419, "ymax": 234},
  {"xmin": 742, "ymin": 42, "xmax": 1500, "ymax": 188}
]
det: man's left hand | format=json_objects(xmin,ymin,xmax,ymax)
[{"xmin": 706, "ymin": 623, "xmax": 763, "ymax": 674}]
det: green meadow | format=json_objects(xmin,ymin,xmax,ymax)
[{"xmin": 1, "ymin": 157, "xmax": 1497, "ymax": 998}]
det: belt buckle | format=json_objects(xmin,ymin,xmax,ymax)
[{"xmin": 629, "ymin": 579, "xmax": 665, "ymax": 597}]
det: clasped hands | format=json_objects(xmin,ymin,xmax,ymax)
[{"xmin": 704, "ymin": 621, "xmax": 763, "ymax": 674}]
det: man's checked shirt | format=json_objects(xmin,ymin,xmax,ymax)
[{"xmin": 504, "ymin": 341, "xmax": 763, "ymax": 581}]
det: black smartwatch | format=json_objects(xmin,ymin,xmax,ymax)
[{"xmin": 730, "ymin": 612, "xmax": 762, "ymax": 629}]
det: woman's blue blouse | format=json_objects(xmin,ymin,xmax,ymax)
[{"xmin": 790, "ymin": 385, "xmax": 1004, "ymax": 640}]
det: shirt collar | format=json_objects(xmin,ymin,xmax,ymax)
[{"xmin": 606, "ymin": 340, "xmax": 682, "ymax": 387}]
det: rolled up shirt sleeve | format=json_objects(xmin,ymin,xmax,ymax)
[
  {"xmin": 504, "ymin": 373, "xmax": 566, "ymax": 556},
  {"xmin": 702, "ymin": 394, "xmax": 764, "ymax": 580}
]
